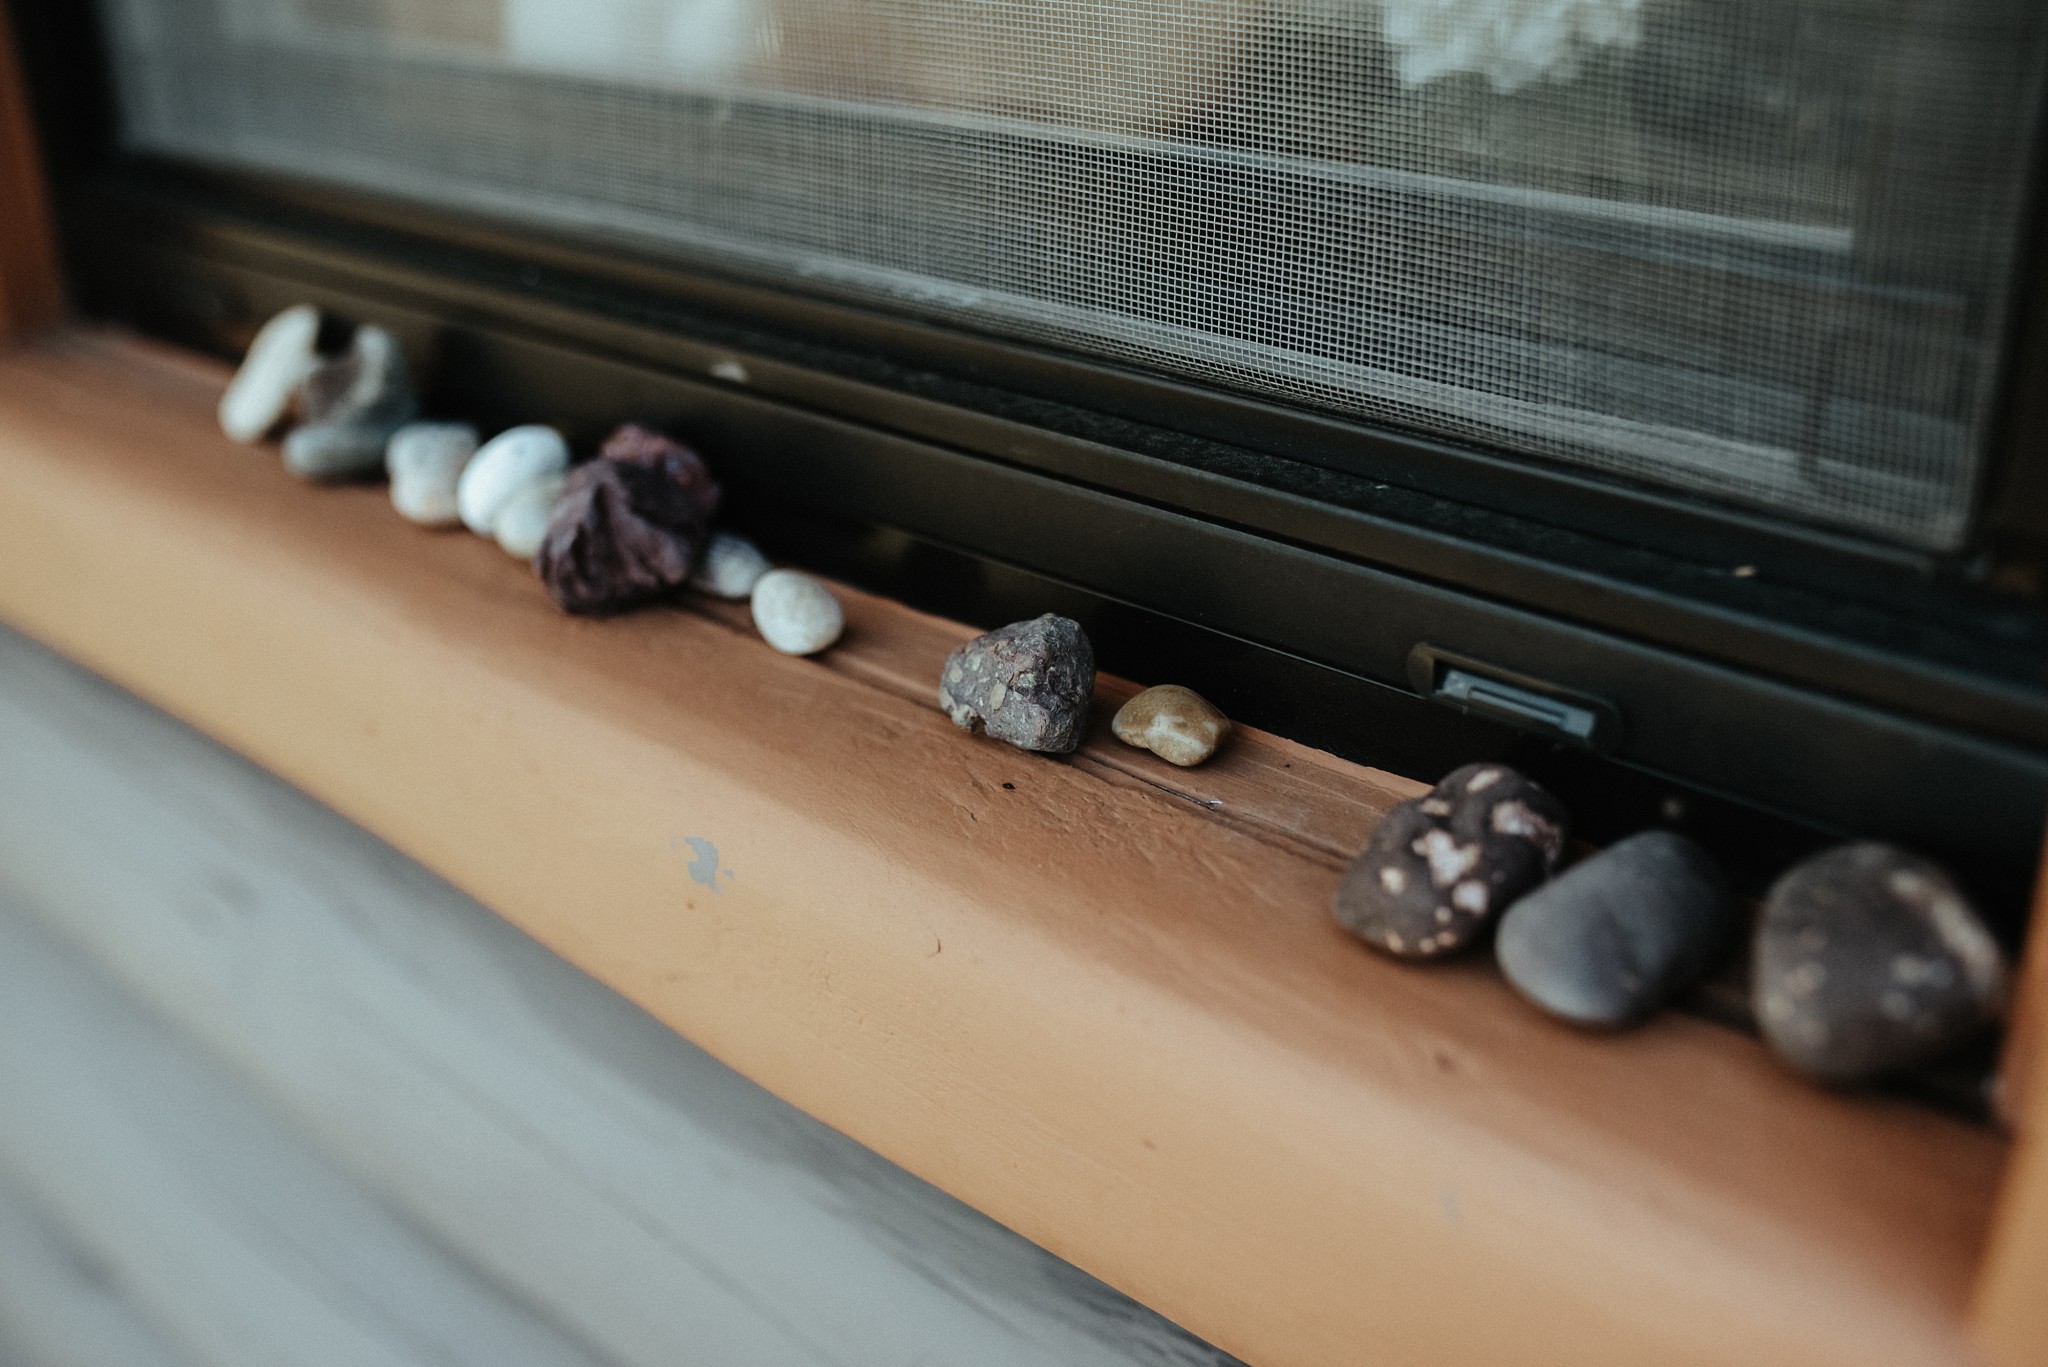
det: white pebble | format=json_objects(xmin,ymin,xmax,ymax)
[
  {"xmin": 386, "ymin": 422, "xmax": 479, "ymax": 527},
  {"xmin": 218, "ymin": 304, "xmax": 321, "ymax": 443},
  {"xmin": 689, "ymin": 531, "xmax": 770, "ymax": 599},
  {"xmin": 751, "ymin": 570, "xmax": 844, "ymax": 656},
  {"xmin": 457, "ymin": 425, "xmax": 569, "ymax": 534},
  {"xmin": 492, "ymin": 474, "xmax": 565, "ymax": 560}
]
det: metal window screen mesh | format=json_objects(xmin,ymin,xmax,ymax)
[{"xmin": 97, "ymin": 0, "xmax": 2048, "ymax": 549}]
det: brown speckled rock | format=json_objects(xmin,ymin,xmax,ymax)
[
  {"xmin": 535, "ymin": 425, "xmax": 721, "ymax": 616},
  {"xmin": 939, "ymin": 615, "xmax": 1095, "ymax": 754},
  {"xmin": 1111, "ymin": 685, "xmax": 1230, "ymax": 767},
  {"xmin": 1333, "ymin": 762, "xmax": 1569, "ymax": 961},
  {"xmin": 1755, "ymin": 843, "xmax": 2006, "ymax": 1085}
]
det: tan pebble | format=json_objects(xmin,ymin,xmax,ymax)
[{"xmin": 1112, "ymin": 685, "xmax": 1229, "ymax": 767}]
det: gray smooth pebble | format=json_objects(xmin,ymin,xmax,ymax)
[
  {"xmin": 1495, "ymin": 831, "xmax": 1736, "ymax": 1028},
  {"xmin": 284, "ymin": 423, "xmax": 398, "ymax": 482},
  {"xmin": 1754, "ymin": 843, "xmax": 2007, "ymax": 1085}
]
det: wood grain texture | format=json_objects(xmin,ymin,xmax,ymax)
[
  {"xmin": 1974, "ymin": 1119, "xmax": 2048, "ymax": 1367},
  {"xmin": 0, "ymin": 329, "xmax": 2012, "ymax": 1367},
  {"xmin": 0, "ymin": 627, "xmax": 1232, "ymax": 1367},
  {"xmin": 0, "ymin": 1, "xmax": 64, "ymax": 342},
  {"xmin": 1978, "ymin": 836, "xmax": 2048, "ymax": 1365},
  {"xmin": 1997, "ymin": 834, "xmax": 2048, "ymax": 1131}
]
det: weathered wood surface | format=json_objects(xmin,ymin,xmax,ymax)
[{"xmin": 0, "ymin": 626, "xmax": 1234, "ymax": 1367}]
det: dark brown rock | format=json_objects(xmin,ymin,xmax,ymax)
[
  {"xmin": 535, "ymin": 426, "xmax": 722, "ymax": 616},
  {"xmin": 1754, "ymin": 843, "xmax": 2007, "ymax": 1085},
  {"xmin": 1333, "ymin": 762, "xmax": 1569, "ymax": 961},
  {"xmin": 939, "ymin": 615, "xmax": 1095, "ymax": 754}
]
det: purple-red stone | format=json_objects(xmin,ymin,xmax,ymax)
[{"xmin": 536, "ymin": 425, "xmax": 722, "ymax": 616}]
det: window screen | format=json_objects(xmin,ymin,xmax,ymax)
[{"xmin": 96, "ymin": 0, "xmax": 2047, "ymax": 549}]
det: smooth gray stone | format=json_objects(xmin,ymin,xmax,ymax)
[
  {"xmin": 1754, "ymin": 842, "xmax": 2006, "ymax": 1085},
  {"xmin": 1495, "ymin": 831, "xmax": 1735, "ymax": 1028},
  {"xmin": 283, "ymin": 421, "xmax": 401, "ymax": 482}
]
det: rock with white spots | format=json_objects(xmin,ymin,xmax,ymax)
[
  {"xmin": 750, "ymin": 570, "xmax": 844, "ymax": 655},
  {"xmin": 939, "ymin": 615, "xmax": 1095, "ymax": 754},
  {"xmin": 458, "ymin": 425, "xmax": 571, "ymax": 534},
  {"xmin": 1496, "ymin": 831, "xmax": 1736, "ymax": 1028},
  {"xmin": 1754, "ymin": 843, "xmax": 2007, "ymax": 1085},
  {"xmin": 492, "ymin": 473, "xmax": 565, "ymax": 560},
  {"xmin": 282, "ymin": 325, "xmax": 418, "ymax": 481},
  {"xmin": 535, "ymin": 425, "xmax": 721, "ymax": 615},
  {"xmin": 219, "ymin": 304, "xmax": 321, "ymax": 443},
  {"xmin": 1332, "ymin": 762, "xmax": 1570, "ymax": 961},
  {"xmin": 386, "ymin": 422, "xmax": 478, "ymax": 526},
  {"xmin": 1111, "ymin": 684, "xmax": 1230, "ymax": 767},
  {"xmin": 689, "ymin": 531, "xmax": 771, "ymax": 599}
]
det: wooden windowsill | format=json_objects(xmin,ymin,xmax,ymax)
[{"xmin": 0, "ymin": 328, "xmax": 2010, "ymax": 1367}]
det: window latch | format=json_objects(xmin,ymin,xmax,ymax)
[{"xmin": 1407, "ymin": 645, "xmax": 1625, "ymax": 753}]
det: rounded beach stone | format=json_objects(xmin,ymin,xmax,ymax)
[
  {"xmin": 492, "ymin": 474, "xmax": 565, "ymax": 560},
  {"xmin": 690, "ymin": 531, "xmax": 771, "ymax": 599},
  {"xmin": 1332, "ymin": 761, "xmax": 1569, "ymax": 961},
  {"xmin": 939, "ymin": 615, "xmax": 1095, "ymax": 754},
  {"xmin": 534, "ymin": 426, "xmax": 722, "ymax": 615},
  {"xmin": 458, "ymin": 425, "xmax": 570, "ymax": 534},
  {"xmin": 751, "ymin": 570, "xmax": 845, "ymax": 655},
  {"xmin": 1496, "ymin": 831, "xmax": 1736, "ymax": 1028},
  {"xmin": 1111, "ymin": 684, "xmax": 1230, "ymax": 767},
  {"xmin": 282, "ymin": 422, "xmax": 394, "ymax": 482},
  {"xmin": 219, "ymin": 304, "xmax": 321, "ymax": 443},
  {"xmin": 1754, "ymin": 843, "xmax": 2007, "ymax": 1085},
  {"xmin": 386, "ymin": 422, "xmax": 478, "ymax": 527}
]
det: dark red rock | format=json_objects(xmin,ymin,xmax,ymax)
[
  {"xmin": 939, "ymin": 615, "xmax": 1095, "ymax": 754},
  {"xmin": 536, "ymin": 426, "xmax": 721, "ymax": 616},
  {"xmin": 1332, "ymin": 762, "xmax": 1569, "ymax": 961}
]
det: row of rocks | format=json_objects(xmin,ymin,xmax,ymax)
[
  {"xmin": 218, "ymin": 307, "xmax": 840, "ymax": 656},
  {"xmin": 937, "ymin": 615, "xmax": 1236, "ymax": 768},
  {"xmin": 223, "ymin": 307, "xmax": 2010, "ymax": 1092},
  {"xmin": 1334, "ymin": 763, "xmax": 2010, "ymax": 1085}
]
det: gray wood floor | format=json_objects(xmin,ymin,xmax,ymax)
[{"xmin": 0, "ymin": 626, "xmax": 1237, "ymax": 1367}]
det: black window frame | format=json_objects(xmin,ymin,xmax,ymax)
[{"xmin": 14, "ymin": 0, "xmax": 2048, "ymax": 918}]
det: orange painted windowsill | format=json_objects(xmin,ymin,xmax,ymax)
[{"xmin": 0, "ymin": 329, "xmax": 2012, "ymax": 1367}]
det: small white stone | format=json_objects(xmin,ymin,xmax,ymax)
[
  {"xmin": 751, "ymin": 570, "xmax": 844, "ymax": 656},
  {"xmin": 458, "ymin": 425, "xmax": 569, "ymax": 534},
  {"xmin": 218, "ymin": 304, "xmax": 321, "ymax": 443},
  {"xmin": 492, "ymin": 474, "xmax": 565, "ymax": 560},
  {"xmin": 386, "ymin": 422, "xmax": 479, "ymax": 527},
  {"xmin": 688, "ymin": 531, "xmax": 771, "ymax": 599}
]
